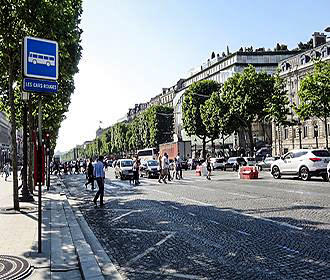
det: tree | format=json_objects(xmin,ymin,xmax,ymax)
[
  {"xmin": 295, "ymin": 60, "xmax": 330, "ymax": 149},
  {"xmin": 0, "ymin": 0, "xmax": 82, "ymax": 210},
  {"xmin": 182, "ymin": 80, "xmax": 221, "ymax": 158},
  {"xmin": 201, "ymin": 91, "xmax": 239, "ymax": 156},
  {"xmin": 221, "ymin": 65, "xmax": 274, "ymax": 155},
  {"xmin": 264, "ymin": 69, "xmax": 290, "ymax": 154}
]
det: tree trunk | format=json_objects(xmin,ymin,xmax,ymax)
[
  {"xmin": 222, "ymin": 134, "xmax": 225, "ymax": 157},
  {"xmin": 247, "ymin": 124, "xmax": 254, "ymax": 157},
  {"xmin": 202, "ymin": 136, "xmax": 206, "ymax": 159},
  {"xmin": 8, "ymin": 57, "xmax": 19, "ymax": 211},
  {"xmin": 28, "ymin": 98, "xmax": 34, "ymax": 193},
  {"xmin": 324, "ymin": 115, "xmax": 329, "ymax": 150},
  {"xmin": 274, "ymin": 123, "xmax": 277, "ymax": 157}
]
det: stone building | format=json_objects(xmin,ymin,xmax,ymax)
[
  {"xmin": 173, "ymin": 49, "xmax": 300, "ymax": 156},
  {"xmin": 275, "ymin": 32, "xmax": 330, "ymax": 154}
]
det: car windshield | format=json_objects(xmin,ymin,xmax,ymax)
[
  {"xmin": 147, "ymin": 160, "xmax": 158, "ymax": 166},
  {"xmin": 228, "ymin": 158, "xmax": 237, "ymax": 163},
  {"xmin": 121, "ymin": 160, "xmax": 133, "ymax": 167},
  {"xmin": 312, "ymin": 150, "xmax": 330, "ymax": 157}
]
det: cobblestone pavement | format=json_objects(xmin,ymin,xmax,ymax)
[{"xmin": 61, "ymin": 170, "xmax": 330, "ymax": 280}]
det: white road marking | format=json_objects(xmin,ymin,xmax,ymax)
[
  {"xmin": 188, "ymin": 212, "xmax": 196, "ymax": 217},
  {"xmin": 227, "ymin": 192, "xmax": 258, "ymax": 199},
  {"xmin": 114, "ymin": 228, "xmax": 173, "ymax": 234},
  {"xmin": 277, "ymin": 245, "xmax": 300, "ymax": 254},
  {"xmin": 110, "ymin": 210, "xmax": 141, "ymax": 223},
  {"xmin": 170, "ymin": 206, "xmax": 179, "ymax": 210},
  {"xmin": 224, "ymin": 209, "xmax": 303, "ymax": 231},
  {"xmin": 181, "ymin": 198, "xmax": 212, "ymax": 206},
  {"xmin": 237, "ymin": 230, "xmax": 251, "ymax": 236},
  {"xmin": 123, "ymin": 267, "xmax": 207, "ymax": 279},
  {"xmin": 148, "ymin": 189, "xmax": 173, "ymax": 195},
  {"xmin": 126, "ymin": 233, "xmax": 175, "ymax": 266},
  {"xmin": 209, "ymin": 220, "xmax": 220, "ymax": 225}
]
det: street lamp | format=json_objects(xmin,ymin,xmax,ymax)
[
  {"xmin": 298, "ymin": 121, "xmax": 302, "ymax": 149},
  {"xmin": 194, "ymin": 137, "xmax": 197, "ymax": 158},
  {"xmin": 314, "ymin": 125, "xmax": 319, "ymax": 148}
]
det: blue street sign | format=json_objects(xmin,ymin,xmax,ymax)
[
  {"xmin": 23, "ymin": 78, "xmax": 58, "ymax": 94},
  {"xmin": 24, "ymin": 37, "xmax": 58, "ymax": 80}
]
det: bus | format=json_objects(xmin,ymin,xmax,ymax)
[
  {"xmin": 28, "ymin": 52, "xmax": 55, "ymax": 67},
  {"xmin": 137, "ymin": 148, "xmax": 158, "ymax": 162}
]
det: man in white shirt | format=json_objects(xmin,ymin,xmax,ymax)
[{"xmin": 160, "ymin": 153, "xmax": 169, "ymax": 184}]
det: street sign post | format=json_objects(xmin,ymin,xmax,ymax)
[
  {"xmin": 24, "ymin": 36, "xmax": 58, "ymax": 81},
  {"xmin": 22, "ymin": 36, "xmax": 59, "ymax": 253}
]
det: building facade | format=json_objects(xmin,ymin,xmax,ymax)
[
  {"xmin": 275, "ymin": 33, "xmax": 330, "ymax": 154},
  {"xmin": 173, "ymin": 49, "xmax": 300, "ymax": 156}
]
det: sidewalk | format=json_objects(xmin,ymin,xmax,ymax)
[{"xmin": 0, "ymin": 175, "xmax": 122, "ymax": 280}]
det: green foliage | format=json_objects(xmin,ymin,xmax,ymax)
[
  {"xmin": 182, "ymin": 80, "xmax": 221, "ymax": 139},
  {"xmin": 295, "ymin": 60, "xmax": 330, "ymax": 148},
  {"xmin": 264, "ymin": 69, "xmax": 290, "ymax": 126}
]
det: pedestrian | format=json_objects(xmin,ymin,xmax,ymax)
[
  {"xmin": 74, "ymin": 161, "xmax": 79, "ymax": 174},
  {"xmin": 160, "ymin": 153, "xmax": 169, "ymax": 184},
  {"xmin": 93, "ymin": 155, "xmax": 105, "ymax": 208},
  {"xmin": 4, "ymin": 162, "xmax": 10, "ymax": 181},
  {"xmin": 176, "ymin": 153, "xmax": 183, "ymax": 179},
  {"xmin": 206, "ymin": 154, "xmax": 212, "ymax": 180},
  {"xmin": 85, "ymin": 158, "xmax": 95, "ymax": 189},
  {"xmin": 132, "ymin": 156, "xmax": 140, "ymax": 186},
  {"xmin": 158, "ymin": 154, "xmax": 162, "ymax": 183}
]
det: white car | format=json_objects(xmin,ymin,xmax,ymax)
[
  {"xmin": 210, "ymin": 157, "xmax": 225, "ymax": 170},
  {"xmin": 243, "ymin": 157, "xmax": 256, "ymax": 166},
  {"xmin": 115, "ymin": 159, "xmax": 134, "ymax": 180},
  {"xmin": 271, "ymin": 149, "xmax": 330, "ymax": 181}
]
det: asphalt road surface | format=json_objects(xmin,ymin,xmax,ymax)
[{"xmin": 62, "ymin": 169, "xmax": 330, "ymax": 280}]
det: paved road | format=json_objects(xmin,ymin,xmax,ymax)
[{"xmin": 61, "ymin": 169, "xmax": 330, "ymax": 280}]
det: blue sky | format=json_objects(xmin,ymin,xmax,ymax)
[{"xmin": 56, "ymin": 0, "xmax": 330, "ymax": 152}]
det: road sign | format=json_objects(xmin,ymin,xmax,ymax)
[
  {"xmin": 23, "ymin": 78, "xmax": 58, "ymax": 94},
  {"xmin": 24, "ymin": 36, "xmax": 58, "ymax": 80}
]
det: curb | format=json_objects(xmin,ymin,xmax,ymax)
[{"xmin": 59, "ymin": 179, "xmax": 123, "ymax": 280}]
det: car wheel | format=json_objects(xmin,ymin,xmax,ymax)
[
  {"xmin": 272, "ymin": 166, "xmax": 281, "ymax": 179},
  {"xmin": 321, "ymin": 174, "xmax": 328, "ymax": 182},
  {"xmin": 300, "ymin": 166, "xmax": 310, "ymax": 181}
]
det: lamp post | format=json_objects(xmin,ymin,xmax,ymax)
[
  {"xmin": 194, "ymin": 137, "xmax": 197, "ymax": 158},
  {"xmin": 314, "ymin": 125, "xmax": 319, "ymax": 148},
  {"xmin": 298, "ymin": 122, "xmax": 302, "ymax": 149}
]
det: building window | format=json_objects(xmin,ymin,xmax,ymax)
[
  {"xmin": 303, "ymin": 126, "xmax": 308, "ymax": 138},
  {"xmin": 284, "ymin": 127, "xmax": 288, "ymax": 139}
]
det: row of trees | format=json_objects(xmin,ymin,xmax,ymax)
[
  {"xmin": 62, "ymin": 105, "xmax": 174, "ymax": 161},
  {"xmin": 182, "ymin": 60, "xmax": 330, "ymax": 158},
  {"xmin": 0, "ymin": 1, "xmax": 83, "ymax": 210}
]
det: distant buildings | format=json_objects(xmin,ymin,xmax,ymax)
[{"xmin": 276, "ymin": 32, "xmax": 330, "ymax": 154}]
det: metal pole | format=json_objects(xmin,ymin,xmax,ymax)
[{"xmin": 38, "ymin": 96, "xmax": 42, "ymax": 253}]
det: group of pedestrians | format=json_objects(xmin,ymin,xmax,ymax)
[{"xmin": 158, "ymin": 152, "xmax": 183, "ymax": 184}]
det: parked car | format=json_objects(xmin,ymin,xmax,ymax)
[
  {"xmin": 224, "ymin": 157, "xmax": 246, "ymax": 171},
  {"xmin": 115, "ymin": 159, "xmax": 134, "ymax": 180},
  {"xmin": 140, "ymin": 160, "xmax": 160, "ymax": 178},
  {"xmin": 210, "ymin": 157, "xmax": 225, "ymax": 170},
  {"xmin": 188, "ymin": 158, "xmax": 201, "ymax": 170},
  {"xmin": 243, "ymin": 157, "xmax": 256, "ymax": 166},
  {"xmin": 257, "ymin": 157, "xmax": 276, "ymax": 171},
  {"xmin": 271, "ymin": 149, "xmax": 330, "ymax": 181}
]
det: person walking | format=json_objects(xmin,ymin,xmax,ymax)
[
  {"xmin": 93, "ymin": 156, "xmax": 105, "ymax": 208},
  {"xmin": 176, "ymin": 153, "xmax": 183, "ymax": 180},
  {"xmin": 85, "ymin": 158, "xmax": 95, "ymax": 189},
  {"xmin": 158, "ymin": 154, "xmax": 163, "ymax": 183},
  {"xmin": 206, "ymin": 154, "xmax": 212, "ymax": 180},
  {"xmin": 4, "ymin": 163, "xmax": 10, "ymax": 181},
  {"xmin": 160, "ymin": 153, "xmax": 169, "ymax": 184}
]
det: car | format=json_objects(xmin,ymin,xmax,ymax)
[
  {"xmin": 112, "ymin": 160, "xmax": 117, "ymax": 168},
  {"xmin": 106, "ymin": 159, "xmax": 113, "ymax": 167},
  {"xmin": 187, "ymin": 158, "xmax": 201, "ymax": 170},
  {"xmin": 114, "ymin": 159, "xmax": 134, "ymax": 180},
  {"xmin": 140, "ymin": 160, "xmax": 160, "ymax": 178},
  {"xmin": 257, "ymin": 157, "xmax": 276, "ymax": 171},
  {"xmin": 255, "ymin": 147, "xmax": 272, "ymax": 161},
  {"xmin": 243, "ymin": 157, "xmax": 256, "ymax": 166},
  {"xmin": 224, "ymin": 157, "xmax": 246, "ymax": 171},
  {"xmin": 210, "ymin": 157, "xmax": 225, "ymax": 170},
  {"xmin": 271, "ymin": 149, "xmax": 330, "ymax": 181}
]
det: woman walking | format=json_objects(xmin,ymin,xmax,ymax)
[{"xmin": 206, "ymin": 154, "xmax": 212, "ymax": 180}]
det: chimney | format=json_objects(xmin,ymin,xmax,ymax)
[{"xmin": 312, "ymin": 32, "xmax": 326, "ymax": 48}]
